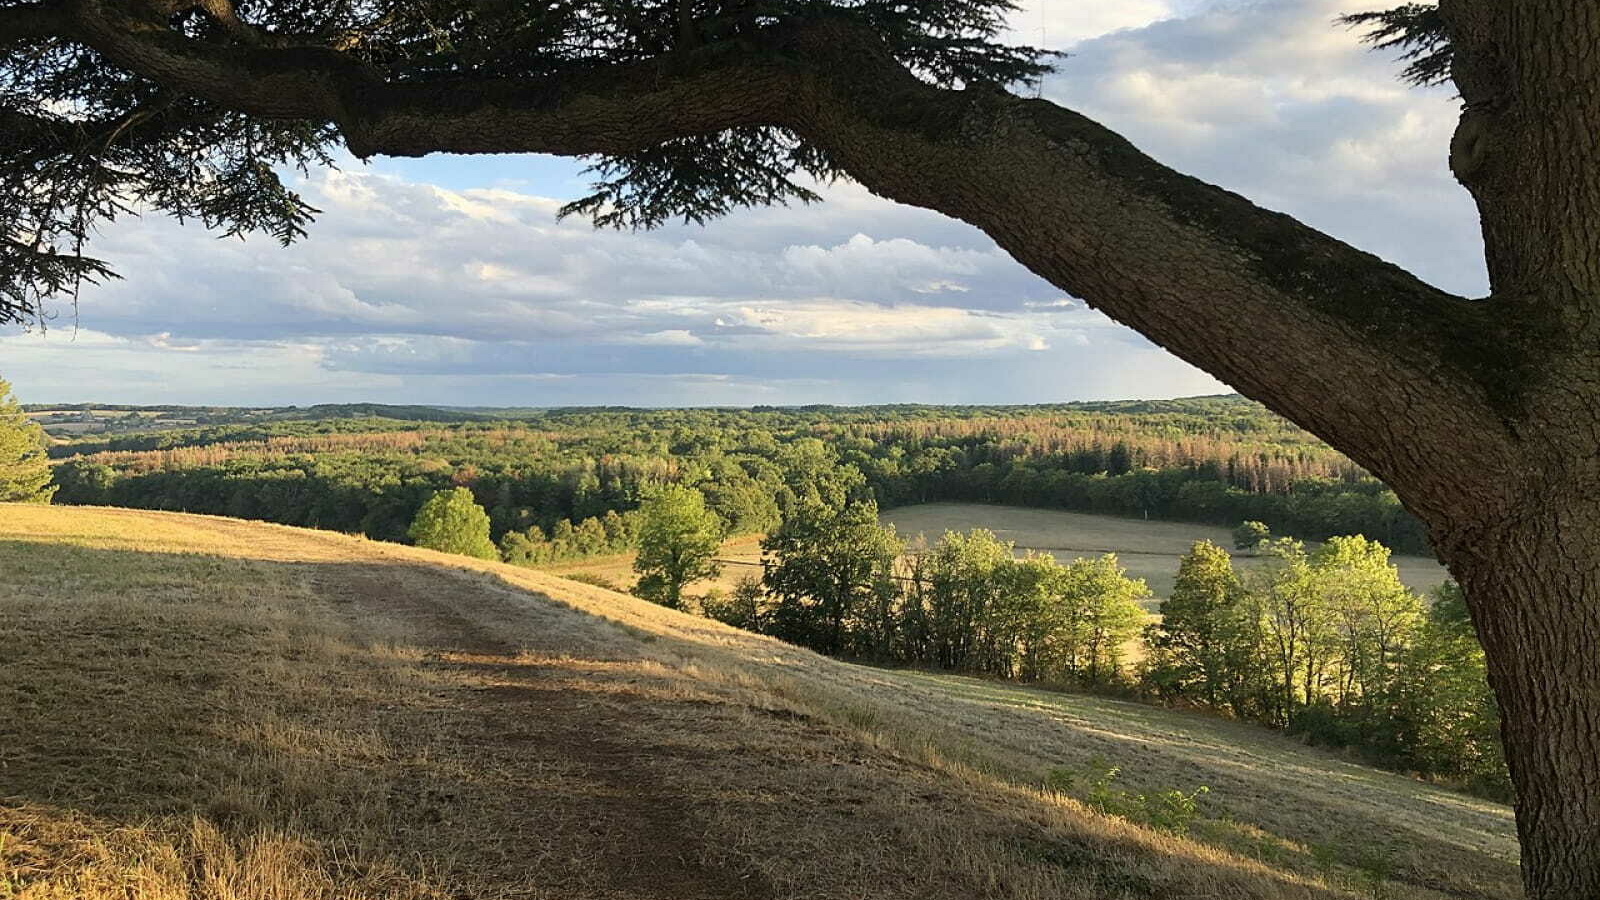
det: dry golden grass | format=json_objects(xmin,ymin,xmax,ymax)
[{"xmin": 0, "ymin": 504, "xmax": 1515, "ymax": 900}]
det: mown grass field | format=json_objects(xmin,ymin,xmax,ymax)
[
  {"xmin": 883, "ymin": 503, "xmax": 1451, "ymax": 601},
  {"xmin": 0, "ymin": 504, "xmax": 1513, "ymax": 900},
  {"xmin": 549, "ymin": 503, "xmax": 1450, "ymax": 609},
  {"xmin": 546, "ymin": 532, "xmax": 767, "ymax": 596}
]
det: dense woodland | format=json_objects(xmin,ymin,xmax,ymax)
[{"xmin": 46, "ymin": 397, "xmax": 1432, "ymax": 556}]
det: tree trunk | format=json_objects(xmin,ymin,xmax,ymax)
[
  {"xmin": 1446, "ymin": 509, "xmax": 1600, "ymax": 900},
  {"xmin": 1437, "ymin": 3, "xmax": 1600, "ymax": 893}
]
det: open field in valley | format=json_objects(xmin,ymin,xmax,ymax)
[
  {"xmin": 546, "ymin": 532, "xmax": 767, "ymax": 597},
  {"xmin": 549, "ymin": 503, "xmax": 1451, "ymax": 609},
  {"xmin": 0, "ymin": 503, "xmax": 1513, "ymax": 899},
  {"xmin": 883, "ymin": 503, "xmax": 1451, "ymax": 601}
]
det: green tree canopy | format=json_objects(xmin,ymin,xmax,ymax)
[
  {"xmin": 1056, "ymin": 554, "xmax": 1150, "ymax": 685},
  {"xmin": 633, "ymin": 485, "xmax": 724, "ymax": 610},
  {"xmin": 1232, "ymin": 520, "xmax": 1271, "ymax": 552},
  {"xmin": 408, "ymin": 487, "xmax": 497, "ymax": 560},
  {"xmin": 0, "ymin": 377, "xmax": 54, "ymax": 503},
  {"xmin": 1150, "ymin": 540, "xmax": 1243, "ymax": 705},
  {"xmin": 762, "ymin": 498, "xmax": 901, "ymax": 655}
]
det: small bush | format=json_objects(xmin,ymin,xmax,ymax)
[
  {"xmin": 564, "ymin": 571, "xmax": 622, "ymax": 591},
  {"xmin": 1044, "ymin": 759, "xmax": 1211, "ymax": 835},
  {"xmin": 699, "ymin": 575, "xmax": 766, "ymax": 630},
  {"xmin": 1144, "ymin": 786, "xmax": 1210, "ymax": 835},
  {"xmin": 1233, "ymin": 520, "xmax": 1271, "ymax": 551}
]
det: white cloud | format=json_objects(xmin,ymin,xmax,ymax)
[{"xmin": 0, "ymin": 0, "xmax": 1482, "ymax": 406}]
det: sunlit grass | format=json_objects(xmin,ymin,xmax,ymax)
[{"xmin": 0, "ymin": 503, "xmax": 1514, "ymax": 899}]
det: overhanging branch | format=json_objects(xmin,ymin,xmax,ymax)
[
  {"xmin": 11, "ymin": 3, "xmax": 1519, "ymax": 504},
  {"xmin": 0, "ymin": 1, "xmax": 69, "ymax": 45}
]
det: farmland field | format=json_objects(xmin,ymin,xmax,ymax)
[
  {"xmin": 883, "ymin": 503, "xmax": 1451, "ymax": 601},
  {"xmin": 549, "ymin": 503, "xmax": 1451, "ymax": 606},
  {"xmin": 545, "ymin": 531, "xmax": 767, "ymax": 596},
  {"xmin": 0, "ymin": 504, "xmax": 1517, "ymax": 899}
]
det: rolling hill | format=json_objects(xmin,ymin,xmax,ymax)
[{"xmin": 0, "ymin": 504, "xmax": 1517, "ymax": 899}]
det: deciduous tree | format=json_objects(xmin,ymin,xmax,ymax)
[
  {"xmin": 762, "ymin": 498, "xmax": 900, "ymax": 655},
  {"xmin": 1232, "ymin": 521, "xmax": 1270, "ymax": 552},
  {"xmin": 1149, "ymin": 540, "xmax": 1243, "ymax": 706},
  {"xmin": 408, "ymin": 487, "xmax": 497, "ymax": 560},
  {"xmin": 633, "ymin": 485, "xmax": 724, "ymax": 609}
]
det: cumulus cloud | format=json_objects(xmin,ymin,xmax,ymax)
[
  {"xmin": 1042, "ymin": 0, "xmax": 1484, "ymax": 295},
  {"xmin": 0, "ymin": 0, "xmax": 1482, "ymax": 407}
]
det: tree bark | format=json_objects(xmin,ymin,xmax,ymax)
[
  {"xmin": 1433, "ymin": 3, "xmax": 1600, "ymax": 896},
  {"xmin": 1446, "ymin": 511, "xmax": 1600, "ymax": 900}
]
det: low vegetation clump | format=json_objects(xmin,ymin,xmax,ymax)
[
  {"xmin": 1045, "ymin": 761, "xmax": 1211, "ymax": 835},
  {"xmin": 1234, "ymin": 519, "xmax": 1271, "ymax": 551}
]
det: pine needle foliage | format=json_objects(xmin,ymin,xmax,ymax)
[
  {"xmin": 0, "ymin": 376, "xmax": 54, "ymax": 502},
  {"xmin": 1341, "ymin": 4, "xmax": 1452, "ymax": 88},
  {"xmin": 0, "ymin": 0, "xmax": 1053, "ymax": 325}
]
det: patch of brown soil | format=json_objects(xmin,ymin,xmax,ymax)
[{"xmin": 308, "ymin": 562, "xmax": 772, "ymax": 900}]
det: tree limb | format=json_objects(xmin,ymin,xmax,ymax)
[
  {"xmin": 27, "ymin": 5, "xmax": 1523, "ymax": 509},
  {"xmin": 0, "ymin": 1, "xmax": 70, "ymax": 46}
]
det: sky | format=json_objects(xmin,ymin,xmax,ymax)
[{"xmin": 0, "ymin": 0, "xmax": 1488, "ymax": 408}]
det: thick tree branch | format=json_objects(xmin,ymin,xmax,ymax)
[
  {"xmin": 0, "ymin": 1, "xmax": 69, "ymax": 45},
  {"xmin": 29, "ymin": 6, "xmax": 1524, "ymax": 514}
]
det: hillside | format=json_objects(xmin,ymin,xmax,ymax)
[{"xmin": 0, "ymin": 505, "xmax": 1516, "ymax": 899}]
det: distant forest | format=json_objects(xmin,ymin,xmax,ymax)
[{"xmin": 46, "ymin": 396, "xmax": 1434, "ymax": 557}]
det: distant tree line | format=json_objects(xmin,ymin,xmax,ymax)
[{"xmin": 47, "ymin": 398, "xmax": 1434, "ymax": 557}]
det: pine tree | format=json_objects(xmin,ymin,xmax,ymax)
[{"xmin": 0, "ymin": 377, "xmax": 55, "ymax": 503}]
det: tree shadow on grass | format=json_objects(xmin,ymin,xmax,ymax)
[{"xmin": 0, "ymin": 536, "xmax": 1518, "ymax": 900}]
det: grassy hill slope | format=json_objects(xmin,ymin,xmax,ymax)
[{"xmin": 0, "ymin": 505, "xmax": 1517, "ymax": 900}]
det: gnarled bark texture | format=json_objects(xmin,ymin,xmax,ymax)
[
  {"xmin": 7, "ymin": 0, "xmax": 1600, "ymax": 895},
  {"xmin": 1435, "ymin": 2, "xmax": 1600, "ymax": 896}
]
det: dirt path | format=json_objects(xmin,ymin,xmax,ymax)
[{"xmin": 307, "ymin": 561, "xmax": 772, "ymax": 900}]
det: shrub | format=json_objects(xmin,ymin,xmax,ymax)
[
  {"xmin": 564, "ymin": 571, "xmax": 622, "ymax": 591},
  {"xmin": 1232, "ymin": 520, "xmax": 1271, "ymax": 551},
  {"xmin": 700, "ymin": 575, "xmax": 766, "ymax": 630},
  {"xmin": 1044, "ymin": 760, "xmax": 1210, "ymax": 835},
  {"xmin": 408, "ymin": 487, "xmax": 497, "ymax": 559}
]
